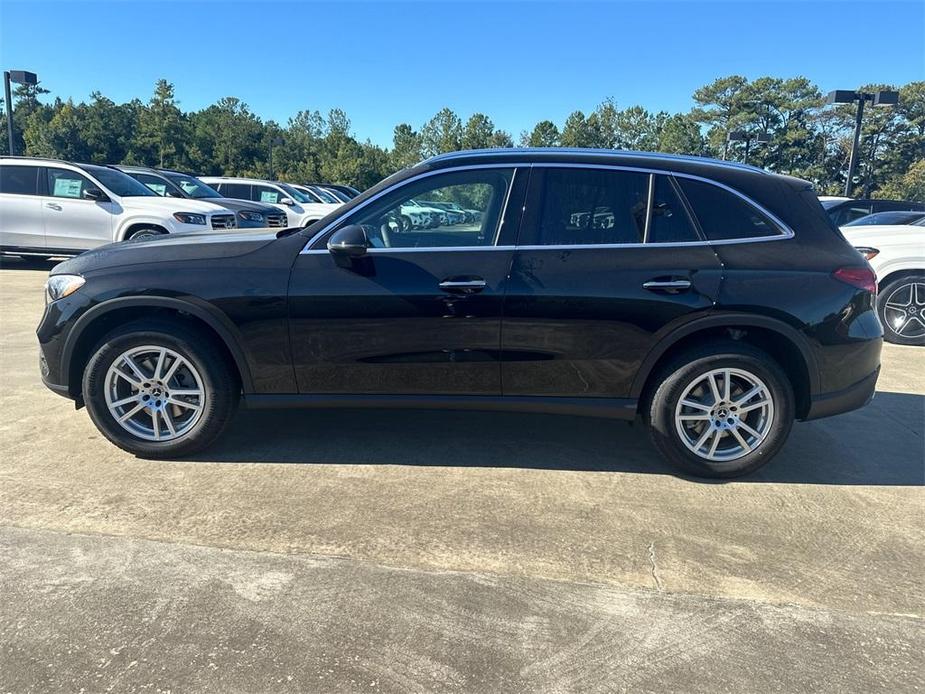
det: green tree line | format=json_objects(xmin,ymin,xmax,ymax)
[{"xmin": 2, "ymin": 76, "xmax": 922, "ymax": 198}]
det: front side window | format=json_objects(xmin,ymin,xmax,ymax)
[
  {"xmin": 677, "ymin": 177, "xmax": 782, "ymax": 240},
  {"xmin": 0, "ymin": 165, "xmax": 39, "ymax": 195},
  {"xmin": 133, "ymin": 173, "xmax": 172, "ymax": 197},
  {"xmin": 165, "ymin": 173, "xmax": 221, "ymax": 199},
  {"xmin": 533, "ymin": 168, "xmax": 651, "ymax": 245},
  {"xmin": 46, "ymin": 168, "xmax": 94, "ymax": 199},
  {"xmin": 252, "ymin": 185, "xmax": 286, "ymax": 204},
  {"xmin": 336, "ymin": 168, "xmax": 514, "ymax": 249}
]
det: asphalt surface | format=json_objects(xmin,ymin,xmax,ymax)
[{"xmin": 1, "ymin": 258, "xmax": 923, "ymax": 693}]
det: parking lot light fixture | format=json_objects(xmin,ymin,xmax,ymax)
[
  {"xmin": 827, "ymin": 89, "xmax": 900, "ymax": 197},
  {"xmin": 727, "ymin": 130, "xmax": 771, "ymax": 165},
  {"xmin": 3, "ymin": 70, "xmax": 38, "ymax": 156}
]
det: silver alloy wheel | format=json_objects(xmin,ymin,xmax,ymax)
[
  {"xmin": 674, "ymin": 367, "xmax": 775, "ymax": 462},
  {"xmin": 883, "ymin": 281, "xmax": 925, "ymax": 338},
  {"xmin": 104, "ymin": 345, "xmax": 206, "ymax": 442}
]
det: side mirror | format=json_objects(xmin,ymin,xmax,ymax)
[
  {"xmin": 279, "ymin": 197, "xmax": 295, "ymax": 206},
  {"xmin": 327, "ymin": 225, "xmax": 368, "ymax": 268},
  {"xmin": 83, "ymin": 187, "xmax": 108, "ymax": 202}
]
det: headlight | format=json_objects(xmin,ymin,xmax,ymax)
[
  {"xmin": 856, "ymin": 246, "xmax": 880, "ymax": 261},
  {"xmin": 173, "ymin": 212, "xmax": 207, "ymax": 225},
  {"xmin": 238, "ymin": 210, "xmax": 265, "ymax": 222},
  {"xmin": 45, "ymin": 274, "xmax": 85, "ymax": 303}
]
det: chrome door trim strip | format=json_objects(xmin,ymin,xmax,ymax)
[{"xmin": 299, "ymin": 161, "xmax": 794, "ymax": 255}]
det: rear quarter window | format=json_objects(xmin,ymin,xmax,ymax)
[{"xmin": 677, "ymin": 177, "xmax": 783, "ymax": 241}]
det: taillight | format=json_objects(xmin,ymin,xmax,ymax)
[{"xmin": 833, "ymin": 266, "xmax": 878, "ymax": 294}]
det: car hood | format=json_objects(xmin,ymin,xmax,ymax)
[
  {"xmin": 119, "ymin": 196, "xmax": 233, "ymax": 215},
  {"xmin": 53, "ymin": 228, "xmax": 285, "ymax": 276}
]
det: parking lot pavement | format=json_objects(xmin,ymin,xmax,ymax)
[{"xmin": 1, "ymin": 260, "xmax": 923, "ymax": 692}]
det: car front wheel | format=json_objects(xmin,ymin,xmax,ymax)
[
  {"xmin": 645, "ymin": 342, "xmax": 794, "ymax": 478},
  {"xmin": 82, "ymin": 321, "xmax": 239, "ymax": 458}
]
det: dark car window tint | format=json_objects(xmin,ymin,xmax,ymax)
[
  {"xmin": 344, "ymin": 168, "xmax": 514, "ymax": 249},
  {"xmin": 536, "ymin": 168, "xmax": 650, "ymax": 245},
  {"xmin": 134, "ymin": 173, "xmax": 171, "ymax": 196},
  {"xmin": 678, "ymin": 178, "xmax": 781, "ymax": 240},
  {"xmin": 218, "ymin": 183, "xmax": 250, "ymax": 200},
  {"xmin": 0, "ymin": 165, "xmax": 39, "ymax": 195},
  {"xmin": 648, "ymin": 176, "xmax": 699, "ymax": 243},
  {"xmin": 46, "ymin": 168, "xmax": 93, "ymax": 199}
]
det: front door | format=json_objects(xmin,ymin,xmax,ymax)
[
  {"xmin": 288, "ymin": 166, "xmax": 526, "ymax": 395},
  {"xmin": 502, "ymin": 166, "xmax": 724, "ymax": 398},
  {"xmin": 41, "ymin": 167, "xmax": 114, "ymax": 250}
]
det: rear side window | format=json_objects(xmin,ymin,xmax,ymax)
[
  {"xmin": 0, "ymin": 165, "xmax": 39, "ymax": 195},
  {"xmin": 648, "ymin": 175, "xmax": 699, "ymax": 243},
  {"xmin": 535, "ymin": 168, "xmax": 650, "ymax": 245},
  {"xmin": 218, "ymin": 183, "xmax": 250, "ymax": 199},
  {"xmin": 677, "ymin": 178, "xmax": 782, "ymax": 240}
]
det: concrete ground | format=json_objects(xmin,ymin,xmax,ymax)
[{"xmin": 0, "ymin": 259, "xmax": 922, "ymax": 693}]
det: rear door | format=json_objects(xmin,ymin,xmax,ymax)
[
  {"xmin": 501, "ymin": 166, "xmax": 723, "ymax": 399},
  {"xmin": 41, "ymin": 167, "xmax": 114, "ymax": 251},
  {"xmin": 0, "ymin": 164, "xmax": 44, "ymax": 250}
]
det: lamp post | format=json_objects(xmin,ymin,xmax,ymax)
[
  {"xmin": 727, "ymin": 130, "xmax": 771, "ymax": 165},
  {"xmin": 826, "ymin": 89, "xmax": 899, "ymax": 197},
  {"xmin": 3, "ymin": 70, "xmax": 38, "ymax": 156},
  {"xmin": 268, "ymin": 136, "xmax": 284, "ymax": 179}
]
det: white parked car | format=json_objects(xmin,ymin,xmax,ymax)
[
  {"xmin": 201, "ymin": 177, "xmax": 338, "ymax": 227},
  {"xmin": 0, "ymin": 157, "xmax": 238, "ymax": 257},
  {"xmin": 289, "ymin": 184, "xmax": 343, "ymax": 207},
  {"xmin": 841, "ymin": 219, "xmax": 925, "ymax": 345}
]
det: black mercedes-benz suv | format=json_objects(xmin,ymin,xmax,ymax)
[{"xmin": 37, "ymin": 149, "xmax": 882, "ymax": 477}]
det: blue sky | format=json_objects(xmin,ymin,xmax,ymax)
[{"xmin": 1, "ymin": 1, "xmax": 922, "ymax": 147}]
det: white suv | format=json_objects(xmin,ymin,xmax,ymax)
[
  {"xmin": 841, "ymin": 219, "xmax": 925, "ymax": 346},
  {"xmin": 0, "ymin": 157, "xmax": 238, "ymax": 257},
  {"xmin": 201, "ymin": 177, "xmax": 338, "ymax": 227}
]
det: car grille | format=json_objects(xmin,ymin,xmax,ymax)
[
  {"xmin": 266, "ymin": 212, "xmax": 288, "ymax": 227},
  {"xmin": 210, "ymin": 214, "xmax": 237, "ymax": 230}
]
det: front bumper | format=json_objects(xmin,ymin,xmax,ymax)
[{"xmin": 804, "ymin": 367, "xmax": 880, "ymax": 421}]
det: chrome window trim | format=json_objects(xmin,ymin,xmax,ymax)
[
  {"xmin": 301, "ymin": 163, "xmax": 521, "ymax": 253},
  {"xmin": 300, "ymin": 161, "xmax": 793, "ymax": 254}
]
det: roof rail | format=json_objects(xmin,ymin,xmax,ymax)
[
  {"xmin": 422, "ymin": 147, "xmax": 768, "ymax": 174},
  {"xmin": 0, "ymin": 154, "xmax": 70, "ymax": 164}
]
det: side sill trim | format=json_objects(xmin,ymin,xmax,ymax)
[{"xmin": 243, "ymin": 393, "xmax": 639, "ymax": 420}]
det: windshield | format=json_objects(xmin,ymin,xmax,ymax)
[
  {"xmin": 164, "ymin": 173, "xmax": 222, "ymax": 199},
  {"xmin": 294, "ymin": 186, "xmax": 322, "ymax": 203},
  {"xmin": 310, "ymin": 186, "xmax": 339, "ymax": 204},
  {"xmin": 324, "ymin": 187, "xmax": 350, "ymax": 202},
  {"xmin": 83, "ymin": 166, "xmax": 156, "ymax": 197},
  {"xmin": 279, "ymin": 183, "xmax": 311, "ymax": 204}
]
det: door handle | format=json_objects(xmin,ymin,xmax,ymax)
[
  {"xmin": 439, "ymin": 278, "xmax": 487, "ymax": 294},
  {"xmin": 45, "ymin": 202, "xmax": 62, "ymax": 211},
  {"xmin": 642, "ymin": 279, "xmax": 692, "ymax": 292}
]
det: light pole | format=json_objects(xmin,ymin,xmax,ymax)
[
  {"xmin": 3, "ymin": 70, "xmax": 38, "ymax": 156},
  {"xmin": 727, "ymin": 130, "xmax": 771, "ymax": 165},
  {"xmin": 826, "ymin": 89, "xmax": 899, "ymax": 197},
  {"xmin": 268, "ymin": 136, "xmax": 284, "ymax": 179}
]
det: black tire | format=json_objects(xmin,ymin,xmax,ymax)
[
  {"xmin": 82, "ymin": 320, "xmax": 239, "ymax": 458},
  {"xmin": 877, "ymin": 273, "xmax": 925, "ymax": 346},
  {"xmin": 127, "ymin": 227, "xmax": 166, "ymax": 241},
  {"xmin": 644, "ymin": 341, "xmax": 795, "ymax": 478}
]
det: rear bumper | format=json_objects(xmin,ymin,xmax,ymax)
[{"xmin": 803, "ymin": 367, "xmax": 879, "ymax": 421}]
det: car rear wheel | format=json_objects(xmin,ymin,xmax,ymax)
[
  {"xmin": 645, "ymin": 341, "xmax": 794, "ymax": 478},
  {"xmin": 878, "ymin": 274, "xmax": 925, "ymax": 346},
  {"xmin": 82, "ymin": 321, "xmax": 239, "ymax": 458}
]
